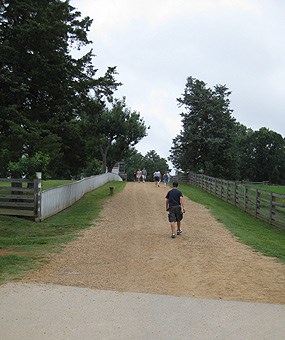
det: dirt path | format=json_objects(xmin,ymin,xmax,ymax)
[{"xmin": 23, "ymin": 182, "xmax": 285, "ymax": 304}]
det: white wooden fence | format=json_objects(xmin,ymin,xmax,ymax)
[
  {"xmin": 39, "ymin": 173, "xmax": 122, "ymax": 220},
  {"xmin": 0, "ymin": 173, "xmax": 122, "ymax": 220}
]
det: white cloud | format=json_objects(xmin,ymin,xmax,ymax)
[
  {"xmin": 71, "ymin": 0, "xmax": 285, "ymax": 169},
  {"xmin": 75, "ymin": 0, "xmax": 259, "ymax": 38}
]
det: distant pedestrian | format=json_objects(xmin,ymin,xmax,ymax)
[
  {"xmin": 165, "ymin": 181, "xmax": 185, "ymax": 238},
  {"xmin": 153, "ymin": 170, "xmax": 161, "ymax": 187},
  {"xmin": 141, "ymin": 168, "xmax": 147, "ymax": 183},
  {"xmin": 163, "ymin": 172, "xmax": 170, "ymax": 187},
  {"xmin": 136, "ymin": 169, "xmax": 142, "ymax": 183}
]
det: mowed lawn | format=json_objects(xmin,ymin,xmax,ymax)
[{"xmin": 250, "ymin": 184, "xmax": 285, "ymax": 195}]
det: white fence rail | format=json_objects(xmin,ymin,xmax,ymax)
[{"xmin": 40, "ymin": 173, "xmax": 122, "ymax": 220}]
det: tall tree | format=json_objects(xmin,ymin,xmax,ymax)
[
  {"xmin": 170, "ymin": 76, "xmax": 239, "ymax": 179},
  {"xmin": 83, "ymin": 97, "xmax": 148, "ymax": 173},
  {"xmin": 0, "ymin": 0, "xmax": 120, "ymax": 177},
  {"xmin": 143, "ymin": 150, "xmax": 169, "ymax": 180},
  {"xmin": 240, "ymin": 127, "xmax": 285, "ymax": 183}
]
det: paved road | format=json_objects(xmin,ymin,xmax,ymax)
[{"xmin": 1, "ymin": 283, "xmax": 284, "ymax": 339}]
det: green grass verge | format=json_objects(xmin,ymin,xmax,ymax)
[
  {"xmin": 0, "ymin": 181, "xmax": 126, "ymax": 284},
  {"xmin": 1, "ymin": 179, "xmax": 75, "ymax": 191},
  {"xmin": 180, "ymin": 184, "xmax": 285, "ymax": 263},
  {"xmin": 42, "ymin": 179, "xmax": 75, "ymax": 190},
  {"xmin": 249, "ymin": 184, "xmax": 285, "ymax": 195}
]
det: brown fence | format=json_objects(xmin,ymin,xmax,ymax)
[
  {"xmin": 174, "ymin": 173, "xmax": 285, "ymax": 229},
  {"xmin": 0, "ymin": 177, "xmax": 41, "ymax": 219}
]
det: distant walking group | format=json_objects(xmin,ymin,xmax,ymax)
[
  {"xmin": 134, "ymin": 168, "xmax": 171, "ymax": 186},
  {"xmin": 152, "ymin": 170, "xmax": 170, "ymax": 188}
]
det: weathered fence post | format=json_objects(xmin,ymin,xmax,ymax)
[
  {"xmin": 255, "ymin": 189, "xmax": 260, "ymax": 217},
  {"xmin": 244, "ymin": 186, "xmax": 248, "ymax": 211},
  {"xmin": 234, "ymin": 182, "xmax": 237, "ymax": 206},
  {"xmin": 226, "ymin": 181, "xmax": 229, "ymax": 202},
  {"xmin": 269, "ymin": 192, "xmax": 274, "ymax": 225}
]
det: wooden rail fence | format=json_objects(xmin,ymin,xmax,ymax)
[
  {"xmin": 174, "ymin": 172, "xmax": 285, "ymax": 229},
  {"xmin": 0, "ymin": 173, "xmax": 121, "ymax": 221},
  {"xmin": 0, "ymin": 177, "xmax": 41, "ymax": 218}
]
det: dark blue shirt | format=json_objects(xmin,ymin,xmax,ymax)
[{"xmin": 166, "ymin": 188, "xmax": 183, "ymax": 207}]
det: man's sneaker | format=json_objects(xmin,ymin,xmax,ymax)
[
  {"xmin": 171, "ymin": 233, "xmax": 176, "ymax": 238},
  {"xmin": 177, "ymin": 229, "xmax": 182, "ymax": 235}
]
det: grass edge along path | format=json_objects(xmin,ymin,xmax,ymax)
[
  {"xmin": 0, "ymin": 181, "xmax": 126, "ymax": 285},
  {"xmin": 180, "ymin": 184, "xmax": 285, "ymax": 263}
]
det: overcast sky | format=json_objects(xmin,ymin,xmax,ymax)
[{"xmin": 71, "ymin": 0, "xmax": 285, "ymax": 171}]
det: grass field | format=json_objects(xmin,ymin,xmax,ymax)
[
  {"xmin": 42, "ymin": 179, "xmax": 75, "ymax": 190},
  {"xmin": 0, "ymin": 181, "xmax": 126, "ymax": 284},
  {"xmin": 0, "ymin": 179, "xmax": 75, "ymax": 190},
  {"xmin": 249, "ymin": 184, "xmax": 285, "ymax": 195},
  {"xmin": 180, "ymin": 184, "xmax": 285, "ymax": 263}
]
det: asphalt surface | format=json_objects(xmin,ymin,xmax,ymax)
[{"xmin": 0, "ymin": 283, "xmax": 284, "ymax": 340}]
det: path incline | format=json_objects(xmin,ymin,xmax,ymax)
[{"xmin": 22, "ymin": 182, "xmax": 285, "ymax": 304}]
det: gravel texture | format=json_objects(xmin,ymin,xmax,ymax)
[{"xmin": 22, "ymin": 181, "xmax": 285, "ymax": 304}]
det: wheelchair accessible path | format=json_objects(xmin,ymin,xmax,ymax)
[{"xmin": 1, "ymin": 182, "xmax": 285, "ymax": 339}]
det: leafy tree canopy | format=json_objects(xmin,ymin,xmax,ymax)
[
  {"xmin": 0, "ymin": 0, "xmax": 121, "ymax": 178},
  {"xmin": 8, "ymin": 151, "xmax": 50, "ymax": 179},
  {"xmin": 82, "ymin": 97, "xmax": 149, "ymax": 173},
  {"xmin": 240, "ymin": 127, "xmax": 285, "ymax": 183},
  {"xmin": 169, "ymin": 76, "xmax": 239, "ymax": 179}
]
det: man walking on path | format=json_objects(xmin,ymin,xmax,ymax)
[{"xmin": 166, "ymin": 181, "xmax": 185, "ymax": 238}]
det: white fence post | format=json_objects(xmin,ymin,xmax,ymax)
[{"xmin": 35, "ymin": 172, "xmax": 42, "ymax": 221}]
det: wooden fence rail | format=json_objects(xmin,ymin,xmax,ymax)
[
  {"xmin": 175, "ymin": 172, "xmax": 285, "ymax": 229},
  {"xmin": 0, "ymin": 177, "xmax": 41, "ymax": 218},
  {"xmin": 0, "ymin": 173, "xmax": 121, "ymax": 221}
]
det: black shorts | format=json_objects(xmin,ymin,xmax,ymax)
[{"xmin": 168, "ymin": 205, "xmax": 183, "ymax": 222}]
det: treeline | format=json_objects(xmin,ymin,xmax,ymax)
[
  {"xmin": 123, "ymin": 150, "xmax": 169, "ymax": 181},
  {"xmin": 169, "ymin": 77, "xmax": 285, "ymax": 184},
  {"xmin": 2, "ymin": 2, "xmax": 284, "ymax": 184},
  {"xmin": 0, "ymin": 0, "xmax": 148, "ymax": 179}
]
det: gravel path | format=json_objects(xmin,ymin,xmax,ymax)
[{"xmin": 22, "ymin": 181, "xmax": 285, "ymax": 304}]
